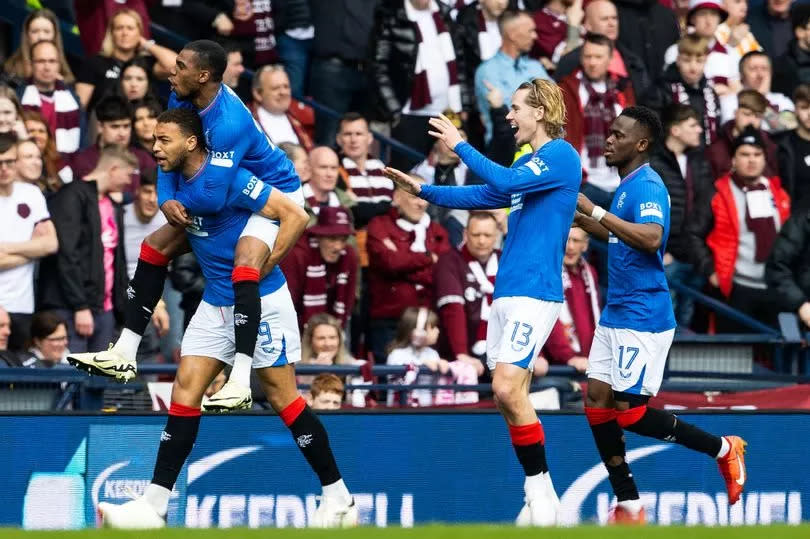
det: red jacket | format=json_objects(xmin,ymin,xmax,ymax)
[
  {"xmin": 250, "ymin": 99, "xmax": 315, "ymax": 151},
  {"xmin": 367, "ymin": 209, "xmax": 451, "ymax": 319},
  {"xmin": 707, "ymin": 174, "xmax": 791, "ymax": 297},
  {"xmin": 559, "ymin": 69, "xmax": 636, "ymax": 164}
]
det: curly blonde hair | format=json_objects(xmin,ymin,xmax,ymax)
[{"xmin": 517, "ymin": 78, "xmax": 567, "ymax": 139}]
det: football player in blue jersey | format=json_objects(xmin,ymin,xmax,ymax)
[
  {"xmin": 69, "ymin": 41, "xmax": 303, "ymax": 412},
  {"xmin": 574, "ymin": 106, "xmax": 747, "ymax": 525},
  {"xmin": 98, "ymin": 109, "xmax": 357, "ymax": 529},
  {"xmin": 385, "ymin": 79, "xmax": 581, "ymax": 526}
]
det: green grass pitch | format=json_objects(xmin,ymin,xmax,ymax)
[{"xmin": 1, "ymin": 525, "xmax": 809, "ymax": 538}]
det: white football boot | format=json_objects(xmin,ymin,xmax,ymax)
[
  {"xmin": 68, "ymin": 346, "xmax": 137, "ymax": 382},
  {"xmin": 310, "ymin": 497, "xmax": 358, "ymax": 528},
  {"xmin": 98, "ymin": 497, "xmax": 166, "ymax": 529},
  {"xmin": 202, "ymin": 379, "xmax": 252, "ymax": 412}
]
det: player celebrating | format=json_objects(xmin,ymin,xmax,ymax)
[
  {"xmin": 385, "ymin": 79, "xmax": 581, "ymax": 526},
  {"xmin": 99, "ymin": 109, "xmax": 357, "ymax": 529},
  {"xmin": 68, "ymin": 41, "xmax": 301, "ymax": 411},
  {"xmin": 574, "ymin": 106, "xmax": 747, "ymax": 524}
]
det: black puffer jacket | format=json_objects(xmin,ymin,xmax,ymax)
[
  {"xmin": 370, "ymin": 0, "xmax": 472, "ymax": 120},
  {"xmin": 649, "ymin": 145, "xmax": 714, "ymax": 262},
  {"xmin": 766, "ymin": 210, "xmax": 810, "ymax": 312},
  {"xmin": 38, "ymin": 180, "xmax": 127, "ymax": 321},
  {"xmin": 775, "ymin": 130, "xmax": 810, "ymax": 212}
]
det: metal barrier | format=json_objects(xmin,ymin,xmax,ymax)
[{"xmin": 0, "ymin": 364, "xmax": 582, "ymax": 412}]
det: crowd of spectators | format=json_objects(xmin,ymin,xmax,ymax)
[{"xmin": 1, "ymin": 0, "xmax": 810, "ymax": 409}]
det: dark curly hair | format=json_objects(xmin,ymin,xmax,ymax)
[{"xmin": 619, "ymin": 106, "xmax": 664, "ymax": 150}]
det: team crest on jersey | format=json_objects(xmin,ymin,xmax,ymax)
[
  {"xmin": 617, "ymin": 192, "xmax": 626, "ymax": 208},
  {"xmin": 204, "ymin": 128, "xmax": 212, "ymax": 148}
]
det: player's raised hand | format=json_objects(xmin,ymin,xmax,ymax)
[
  {"xmin": 427, "ymin": 114, "xmax": 464, "ymax": 150},
  {"xmin": 161, "ymin": 200, "xmax": 192, "ymax": 227},
  {"xmin": 384, "ymin": 167, "xmax": 422, "ymax": 196}
]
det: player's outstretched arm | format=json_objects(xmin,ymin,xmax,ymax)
[
  {"xmin": 577, "ymin": 193, "xmax": 663, "ymax": 254},
  {"xmin": 384, "ymin": 167, "xmax": 511, "ymax": 210},
  {"xmin": 258, "ymin": 189, "xmax": 309, "ymax": 276},
  {"xmin": 427, "ymin": 114, "xmax": 575, "ymax": 194}
]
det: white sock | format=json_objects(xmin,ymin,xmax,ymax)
[
  {"xmin": 143, "ymin": 483, "xmax": 170, "ymax": 517},
  {"xmin": 112, "ymin": 328, "xmax": 142, "ymax": 359},
  {"xmin": 229, "ymin": 353, "xmax": 253, "ymax": 386},
  {"xmin": 716, "ymin": 436, "xmax": 730, "ymax": 459},
  {"xmin": 617, "ymin": 498, "xmax": 642, "ymax": 514},
  {"xmin": 524, "ymin": 472, "xmax": 547, "ymax": 499},
  {"xmin": 322, "ymin": 478, "xmax": 352, "ymax": 506}
]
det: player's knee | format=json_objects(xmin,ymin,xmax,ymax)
[
  {"xmin": 145, "ymin": 232, "xmax": 174, "ymax": 257},
  {"xmin": 234, "ymin": 236, "xmax": 269, "ymax": 269},
  {"xmin": 491, "ymin": 376, "xmax": 521, "ymax": 413},
  {"xmin": 586, "ymin": 382, "xmax": 612, "ymax": 408},
  {"xmin": 171, "ymin": 377, "xmax": 201, "ymax": 408}
]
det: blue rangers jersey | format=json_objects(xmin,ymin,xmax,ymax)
[
  {"xmin": 600, "ymin": 163, "xmax": 676, "ymax": 332},
  {"xmin": 420, "ymin": 139, "xmax": 581, "ymax": 302},
  {"xmin": 157, "ymin": 84, "xmax": 300, "ymax": 211},
  {"xmin": 172, "ymin": 157, "xmax": 285, "ymax": 306}
]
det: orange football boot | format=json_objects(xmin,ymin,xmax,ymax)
[
  {"xmin": 608, "ymin": 505, "xmax": 646, "ymax": 525},
  {"xmin": 717, "ymin": 435, "xmax": 748, "ymax": 505}
]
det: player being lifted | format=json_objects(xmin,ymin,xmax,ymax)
[
  {"xmin": 574, "ymin": 106, "xmax": 747, "ymax": 524},
  {"xmin": 99, "ymin": 109, "xmax": 357, "ymax": 529},
  {"xmin": 385, "ymin": 79, "xmax": 581, "ymax": 526},
  {"xmin": 68, "ymin": 41, "xmax": 300, "ymax": 411}
]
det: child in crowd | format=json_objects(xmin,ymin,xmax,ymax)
[{"xmin": 386, "ymin": 307, "xmax": 478, "ymax": 406}]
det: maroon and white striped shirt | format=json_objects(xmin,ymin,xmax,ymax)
[{"xmin": 340, "ymin": 156, "xmax": 394, "ymax": 205}]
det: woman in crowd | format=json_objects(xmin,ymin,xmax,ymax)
[
  {"xmin": 0, "ymin": 86, "xmax": 28, "ymax": 140},
  {"xmin": 279, "ymin": 141, "xmax": 312, "ymax": 183},
  {"xmin": 75, "ymin": 9, "xmax": 176, "ymax": 112},
  {"xmin": 21, "ymin": 110, "xmax": 69, "ymax": 188},
  {"xmin": 117, "ymin": 57, "xmax": 160, "ymax": 103},
  {"xmin": 21, "ymin": 311, "xmax": 70, "ymax": 368},
  {"xmin": 3, "ymin": 9, "xmax": 75, "ymax": 89},
  {"xmin": 131, "ymin": 96, "xmax": 162, "ymax": 154},
  {"xmin": 297, "ymin": 314, "xmax": 370, "ymax": 405}
]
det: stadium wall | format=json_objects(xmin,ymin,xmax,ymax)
[{"xmin": 4, "ymin": 412, "xmax": 807, "ymax": 529}]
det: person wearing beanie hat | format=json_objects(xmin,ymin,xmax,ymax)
[
  {"xmin": 687, "ymin": 123, "xmax": 791, "ymax": 331},
  {"xmin": 663, "ymin": 0, "xmax": 741, "ymax": 96},
  {"xmin": 281, "ymin": 206, "xmax": 359, "ymax": 331},
  {"xmin": 707, "ymin": 88, "xmax": 780, "ymax": 178}
]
